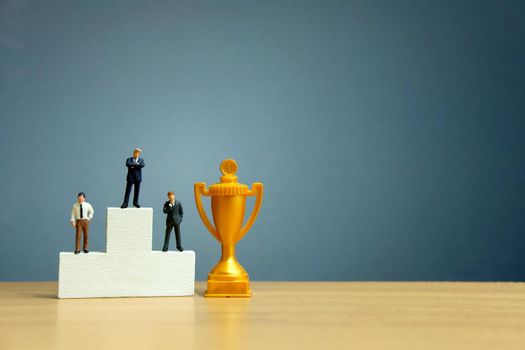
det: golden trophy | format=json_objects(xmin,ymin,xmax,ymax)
[{"xmin": 194, "ymin": 159, "xmax": 264, "ymax": 297}]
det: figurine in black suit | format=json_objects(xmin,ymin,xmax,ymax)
[
  {"xmin": 162, "ymin": 191, "xmax": 184, "ymax": 252},
  {"xmin": 121, "ymin": 148, "xmax": 145, "ymax": 208}
]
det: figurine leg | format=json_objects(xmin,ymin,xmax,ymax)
[
  {"xmin": 133, "ymin": 181, "xmax": 141, "ymax": 206},
  {"xmin": 82, "ymin": 220, "xmax": 89, "ymax": 251},
  {"xmin": 162, "ymin": 224, "xmax": 173, "ymax": 251},
  {"xmin": 175, "ymin": 224, "xmax": 183, "ymax": 251},
  {"xmin": 122, "ymin": 181, "xmax": 133, "ymax": 206},
  {"xmin": 75, "ymin": 221, "xmax": 81, "ymax": 252}
]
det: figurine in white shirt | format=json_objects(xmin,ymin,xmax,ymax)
[{"xmin": 70, "ymin": 192, "xmax": 94, "ymax": 254}]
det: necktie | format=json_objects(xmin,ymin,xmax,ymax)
[{"xmin": 80, "ymin": 204, "xmax": 83, "ymax": 219}]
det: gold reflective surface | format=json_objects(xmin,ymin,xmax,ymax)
[{"xmin": 194, "ymin": 159, "xmax": 264, "ymax": 297}]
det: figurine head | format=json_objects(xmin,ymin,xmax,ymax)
[
  {"xmin": 167, "ymin": 191, "xmax": 175, "ymax": 202},
  {"xmin": 133, "ymin": 148, "xmax": 142, "ymax": 158},
  {"xmin": 77, "ymin": 192, "xmax": 86, "ymax": 203}
]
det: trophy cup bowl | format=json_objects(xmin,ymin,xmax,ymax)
[{"xmin": 194, "ymin": 159, "xmax": 263, "ymax": 297}]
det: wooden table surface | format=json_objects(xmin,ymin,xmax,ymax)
[{"xmin": 0, "ymin": 281, "xmax": 524, "ymax": 350}]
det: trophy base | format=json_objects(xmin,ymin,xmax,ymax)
[{"xmin": 204, "ymin": 279, "xmax": 252, "ymax": 298}]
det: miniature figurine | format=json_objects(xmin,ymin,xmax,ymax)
[
  {"xmin": 162, "ymin": 191, "xmax": 184, "ymax": 252},
  {"xmin": 70, "ymin": 192, "xmax": 94, "ymax": 254},
  {"xmin": 121, "ymin": 148, "xmax": 145, "ymax": 208}
]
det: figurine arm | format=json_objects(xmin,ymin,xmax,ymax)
[
  {"xmin": 87, "ymin": 204, "xmax": 94, "ymax": 221},
  {"xmin": 70, "ymin": 205, "xmax": 76, "ymax": 223},
  {"xmin": 162, "ymin": 202, "xmax": 171, "ymax": 214},
  {"xmin": 139, "ymin": 159, "xmax": 145, "ymax": 168},
  {"xmin": 126, "ymin": 158, "xmax": 135, "ymax": 169},
  {"xmin": 179, "ymin": 203, "xmax": 183, "ymax": 221}
]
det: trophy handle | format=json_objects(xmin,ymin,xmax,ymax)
[
  {"xmin": 237, "ymin": 182, "xmax": 264, "ymax": 243},
  {"xmin": 194, "ymin": 182, "xmax": 221, "ymax": 242}
]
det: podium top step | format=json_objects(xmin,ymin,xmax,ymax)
[{"xmin": 107, "ymin": 207, "xmax": 152, "ymax": 211}]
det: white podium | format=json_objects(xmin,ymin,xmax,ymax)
[{"xmin": 58, "ymin": 208, "xmax": 195, "ymax": 298}]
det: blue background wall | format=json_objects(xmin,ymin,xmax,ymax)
[{"xmin": 1, "ymin": 0, "xmax": 524, "ymax": 281}]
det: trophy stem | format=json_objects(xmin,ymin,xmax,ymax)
[
  {"xmin": 205, "ymin": 241, "xmax": 251, "ymax": 297},
  {"xmin": 221, "ymin": 243, "xmax": 236, "ymax": 263}
]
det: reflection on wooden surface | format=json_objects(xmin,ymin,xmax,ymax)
[{"xmin": 0, "ymin": 281, "xmax": 524, "ymax": 349}]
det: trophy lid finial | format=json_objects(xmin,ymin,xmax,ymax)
[
  {"xmin": 209, "ymin": 159, "xmax": 249, "ymax": 195},
  {"xmin": 219, "ymin": 159, "xmax": 239, "ymax": 183},
  {"xmin": 220, "ymin": 159, "xmax": 238, "ymax": 176}
]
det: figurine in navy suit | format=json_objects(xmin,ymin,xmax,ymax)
[{"xmin": 121, "ymin": 148, "xmax": 145, "ymax": 208}]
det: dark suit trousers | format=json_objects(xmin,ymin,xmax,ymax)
[
  {"xmin": 163, "ymin": 223, "xmax": 181, "ymax": 250},
  {"xmin": 75, "ymin": 219, "xmax": 89, "ymax": 251},
  {"xmin": 123, "ymin": 181, "xmax": 141, "ymax": 205}
]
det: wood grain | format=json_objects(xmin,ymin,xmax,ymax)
[{"xmin": 0, "ymin": 282, "xmax": 524, "ymax": 349}]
